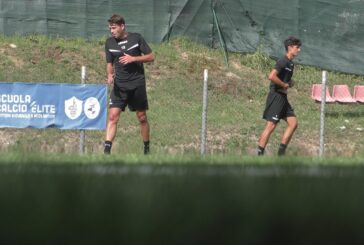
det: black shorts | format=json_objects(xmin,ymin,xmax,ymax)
[
  {"xmin": 109, "ymin": 85, "xmax": 149, "ymax": 111},
  {"xmin": 263, "ymin": 91, "xmax": 295, "ymax": 123}
]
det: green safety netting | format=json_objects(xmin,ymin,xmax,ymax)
[{"xmin": 0, "ymin": 0, "xmax": 363, "ymax": 75}]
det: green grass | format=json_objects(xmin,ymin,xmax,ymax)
[
  {"xmin": 0, "ymin": 35, "xmax": 363, "ymax": 158},
  {"xmin": 1, "ymin": 152, "xmax": 364, "ymax": 166}
]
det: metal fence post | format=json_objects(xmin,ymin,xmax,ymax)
[
  {"xmin": 201, "ymin": 69, "xmax": 208, "ymax": 155},
  {"xmin": 319, "ymin": 70, "xmax": 327, "ymax": 157},
  {"xmin": 79, "ymin": 65, "xmax": 86, "ymax": 154}
]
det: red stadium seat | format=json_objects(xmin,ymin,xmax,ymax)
[
  {"xmin": 311, "ymin": 84, "xmax": 335, "ymax": 103},
  {"xmin": 353, "ymin": 85, "xmax": 364, "ymax": 103},
  {"xmin": 332, "ymin": 85, "xmax": 356, "ymax": 103}
]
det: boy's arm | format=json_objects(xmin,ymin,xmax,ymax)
[
  {"xmin": 268, "ymin": 69, "xmax": 289, "ymax": 90},
  {"xmin": 288, "ymin": 79, "xmax": 295, "ymax": 87}
]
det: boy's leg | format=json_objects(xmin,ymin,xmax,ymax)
[
  {"xmin": 278, "ymin": 116, "xmax": 298, "ymax": 155},
  {"xmin": 259, "ymin": 91, "xmax": 284, "ymax": 155},
  {"xmin": 258, "ymin": 121, "xmax": 277, "ymax": 155}
]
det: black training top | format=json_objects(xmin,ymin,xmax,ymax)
[
  {"xmin": 105, "ymin": 32, "xmax": 152, "ymax": 89},
  {"xmin": 269, "ymin": 56, "xmax": 294, "ymax": 92}
]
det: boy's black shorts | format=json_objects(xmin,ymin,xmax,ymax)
[
  {"xmin": 109, "ymin": 85, "xmax": 149, "ymax": 111},
  {"xmin": 263, "ymin": 91, "xmax": 295, "ymax": 123}
]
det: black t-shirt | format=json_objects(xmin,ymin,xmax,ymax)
[
  {"xmin": 269, "ymin": 56, "xmax": 294, "ymax": 92},
  {"xmin": 105, "ymin": 32, "xmax": 152, "ymax": 89}
]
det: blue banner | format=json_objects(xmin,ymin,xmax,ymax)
[{"xmin": 0, "ymin": 82, "xmax": 107, "ymax": 130}]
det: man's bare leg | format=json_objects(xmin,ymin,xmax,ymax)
[
  {"xmin": 136, "ymin": 111, "xmax": 150, "ymax": 154},
  {"xmin": 104, "ymin": 107, "xmax": 122, "ymax": 154}
]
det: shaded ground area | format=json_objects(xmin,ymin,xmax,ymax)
[{"xmin": 0, "ymin": 163, "xmax": 363, "ymax": 244}]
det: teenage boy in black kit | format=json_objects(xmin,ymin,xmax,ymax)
[{"xmin": 257, "ymin": 36, "xmax": 302, "ymax": 156}]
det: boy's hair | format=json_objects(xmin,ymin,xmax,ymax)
[
  {"xmin": 284, "ymin": 36, "xmax": 301, "ymax": 51},
  {"xmin": 108, "ymin": 14, "xmax": 125, "ymax": 25}
]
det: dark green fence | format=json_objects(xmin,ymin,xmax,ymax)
[{"xmin": 1, "ymin": 0, "xmax": 363, "ymax": 75}]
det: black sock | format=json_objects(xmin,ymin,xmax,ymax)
[
  {"xmin": 144, "ymin": 141, "xmax": 150, "ymax": 155},
  {"xmin": 278, "ymin": 143, "xmax": 287, "ymax": 156},
  {"xmin": 257, "ymin": 146, "xmax": 265, "ymax": 156},
  {"xmin": 104, "ymin": 141, "xmax": 112, "ymax": 154}
]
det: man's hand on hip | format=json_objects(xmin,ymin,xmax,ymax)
[{"xmin": 119, "ymin": 53, "xmax": 136, "ymax": 65}]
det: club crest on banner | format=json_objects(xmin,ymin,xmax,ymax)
[
  {"xmin": 84, "ymin": 97, "xmax": 101, "ymax": 119},
  {"xmin": 65, "ymin": 96, "xmax": 83, "ymax": 120}
]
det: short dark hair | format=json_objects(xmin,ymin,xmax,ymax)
[
  {"xmin": 284, "ymin": 36, "xmax": 301, "ymax": 51},
  {"xmin": 108, "ymin": 14, "xmax": 125, "ymax": 25}
]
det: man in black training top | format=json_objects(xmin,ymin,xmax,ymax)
[
  {"xmin": 104, "ymin": 14, "xmax": 154, "ymax": 155},
  {"xmin": 257, "ymin": 36, "xmax": 301, "ymax": 156}
]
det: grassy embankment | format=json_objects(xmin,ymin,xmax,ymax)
[{"xmin": 0, "ymin": 35, "xmax": 363, "ymax": 160}]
